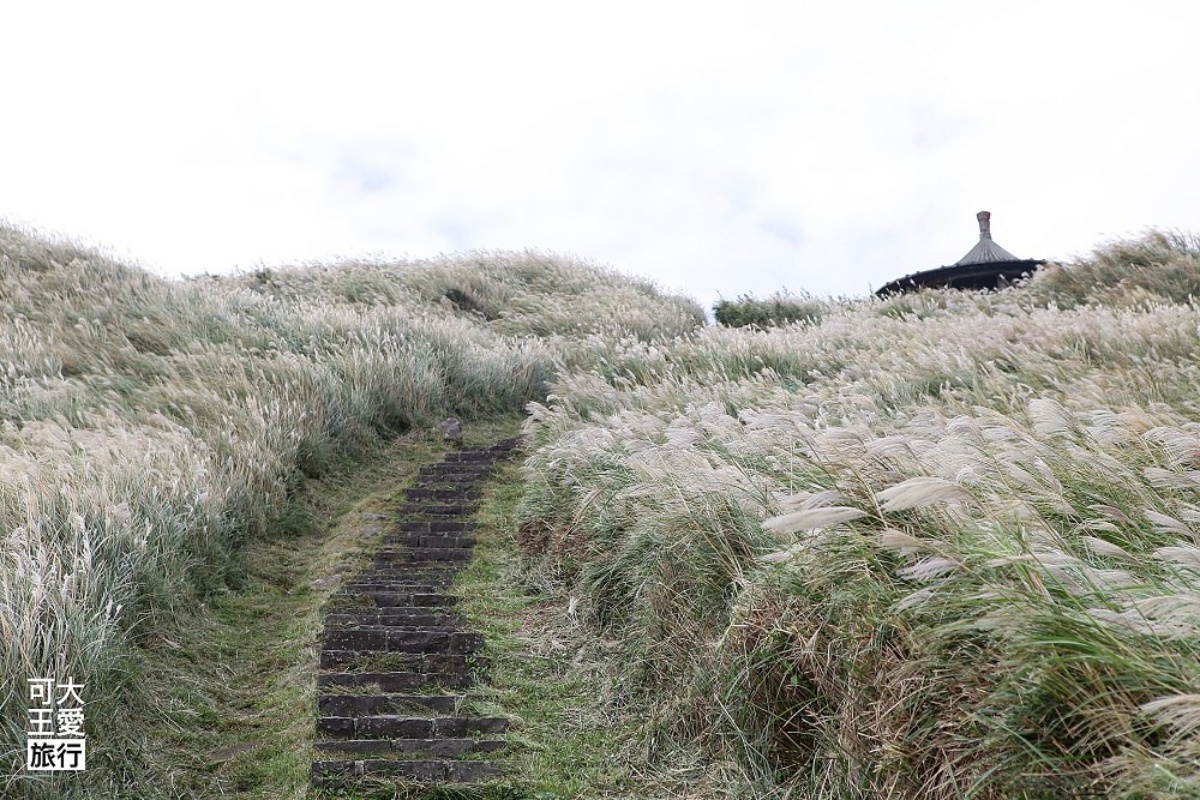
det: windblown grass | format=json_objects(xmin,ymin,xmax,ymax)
[
  {"xmin": 10, "ymin": 215, "xmax": 1200, "ymax": 797},
  {"xmin": 1027, "ymin": 230, "xmax": 1200, "ymax": 308},
  {"xmin": 516, "ymin": 231, "xmax": 1200, "ymax": 797},
  {"xmin": 0, "ymin": 221, "xmax": 702, "ymax": 797}
]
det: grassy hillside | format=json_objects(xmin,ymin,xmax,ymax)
[
  {"xmin": 0, "ymin": 222, "xmax": 702, "ymax": 797},
  {"xmin": 516, "ymin": 232, "xmax": 1200, "ymax": 798},
  {"xmin": 7, "ymin": 219, "xmax": 1200, "ymax": 798}
]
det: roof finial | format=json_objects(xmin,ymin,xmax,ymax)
[{"xmin": 977, "ymin": 210, "xmax": 992, "ymax": 240}]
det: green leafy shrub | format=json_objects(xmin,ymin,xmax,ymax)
[{"xmin": 713, "ymin": 289, "xmax": 825, "ymax": 328}]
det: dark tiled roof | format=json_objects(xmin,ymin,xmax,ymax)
[
  {"xmin": 953, "ymin": 211, "xmax": 1020, "ymax": 265},
  {"xmin": 876, "ymin": 211, "xmax": 1043, "ymax": 297}
]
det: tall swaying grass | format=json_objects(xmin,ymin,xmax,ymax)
[
  {"xmin": 0, "ymin": 222, "xmax": 702, "ymax": 796},
  {"xmin": 517, "ymin": 231, "xmax": 1200, "ymax": 797},
  {"xmin": 10, "ymin": 217, "xmax": 1200, "ymax": 796},
  {"xmin": 226, "ymin": 249, "xmax": 705, "ymax": 340},
  {"xmin": 1027, "ymin": 229, "xmax": 1200, "ymax": 308}
]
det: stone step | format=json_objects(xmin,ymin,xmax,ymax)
[
  {"xmin": 413, "ymin": 474, "xmax": 489, "ymax": 486},
  {"xmin": 312, "ymin": 758, "xmax": 501, "ymax": 785},
  {"xmin": 343, "ymin": 568, "xmax": 457, "ymax": 579},
  {"xmin": 353, "ymin": 562, "xmax": 460, "ymax": 573},
  {"xmin": 311, "ymin": 438, "xmax": 519, "ymax": 791},
  {"xmin": 319, "ymin": 671, "xmax": 474, "ymax": 692},
  {"xmin": 417, "ymin": 462, "xmax": 493, "ymax": 474},
  {"xmin": 345, "ymin": 566, "xmax": 459, "ymax": 582},
  {"xmin": 328, "ymin": 592, "xmax": 458, "ymax": 608},
  {"xmin": 313, "ymin": 737, "xmax": 506, "ymax": 757},
  {"xmin": 338, "ymin": 587, "xmax": 448, "ymax": 599},
  {"xmin": 348, "ymin": 568, "xmax": 458, "ymax": 582},
  {"xmin": 318, "ymin": 714, "xmax": 509, "ymax": 739},
  {"xmin": 333, "ymin": 586, "xmax": 451, "ymax": 598},
  {"xmin": 323, "ymin": 622, "xmax": 463, "ymax": 637},
  {"xmin": 324, "ymin": 611, "xmax": 467, "ymax": 628},
  {"xmin": 382, "ymin": 532, "xmax": 478, "ymax": 549},
  {"xmin": 338, "ymin": 583, "xmax": 449, "ymax": 595},
  {"xmin": 395, "ymin": 503, "xmax": 476, "ymax": 517},
  {"xmin": 424, "ymin": 453, "xmax": 494, "ymax": 465},
  {"xmin": 319, "ymin": 650, "xmax": 485, "ymax": 671},
  {"xmin": 440, "ymin": 451, "xmax": 495, "ymax": 463},
  {"xmin": 322, "ymin": 629, "xmax": 484, "ymax": 654},
  {"xmin": 394, "ymin": 520, "xmax": 478, "ymax": 533},
  {"xmin": 406, "ymin": 487, "xmax": 481, "ymax": 502},
  {"xmin": 317, "ymin": 693, "xmax": 477, "ymax": 716},
  {"xmin": 412, "ymin": 470, "xmax": 492, "ymax": 482},
  {"xmin": 373, "ymin": 547, "xmax": 473, "ymax": 564}
]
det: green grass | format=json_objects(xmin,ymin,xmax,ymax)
[
  {"xmin": 453, "ymin": 459, "xmax": 643, "ymax": 798},
  {"xmin": 47, "ymin": 424, "xmax": 492, "ymax": 799},
  {"xmin": 60, "ymin": 413, "xmax": 662, "ymax": 800},
  {"xmin": 300, "ymin": 438, "xmax": 707, "ymax": 800},
  {"xmin": 14, "ymin": 218, "xmax": 1200, "ymax": 797},
  {"xmin": 0, "ymin": 223, "xmax": 703, "ymax": 798}
]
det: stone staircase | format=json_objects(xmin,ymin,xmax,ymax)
[{"xmin": 311, "ymin": 437, "xmax": 522, "ymax": 791}]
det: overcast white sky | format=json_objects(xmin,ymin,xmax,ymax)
[{"xmin": 3, "ymin": 2, "xmax": 1198, "ymax": 310}]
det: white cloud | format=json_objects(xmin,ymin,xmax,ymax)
[{"xmin": 3, "ymin": 1, "xmax": 1199, "ymax": 311}]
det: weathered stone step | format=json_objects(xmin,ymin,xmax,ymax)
[
  {"xmin": 338, "ymin": 580, "xmax": 448, "ymax": 592},
  {"xmin": 344, "ymin": 566, "xmax": 457, "ymax": 578},
  {"xmin": 413, "ymin": 474, "xmax": 489, "ymax": 486},
  {"xmin": 346, "ymin": 566, "xmax": 459, "ymax": 582},
  {"xmin": 440, "ymin": 450, "xmax": 495, "ymax": 462},
  {"xmin": 322, "ymin": 629, "xmax": 484, "ymax": 654},
  {"xmin": 333, "ymin": 587, "xmax": 450, "ymax": 599},
  {"xmin": 328, "ymin": 592, "xmax": 458, "ymax": 608},
  {"xmin": 424, "ymin": 453, "xmax": 494, "ymax": 465},
  {"xmin": 319, "ymin": 671, "xmax": 473, "ymax": 692},
  {"xmin": 319, "ymin": 650, "xmax": 485, "ymax": 670},
  {"xmin": 318, "ymin": 693, "xmax": 477, "ymax": 716},
  {"xmin": 372, "ymin": 548, "xmax": 474, "ymax": 564},
  {"xmin": 383, "ymin": 532, "xmax": 478, "ymax": 548},
  {"xmin": 396, "ymin": 502, "xmax": 476, "ymax": 517},
  {"xmin": 318, "ymin": 714, "xmax": 509, "ymax": 738},
  {"xmin": 353, "ymin": 562, "xmax": 460, "ymax": 574},
  {"xmin": 323, "ymin": 623, "xmax": 463, "ymax": 638},
  {"xmin": 324, "ymin": 611, "xmax": 466, "ymax": 628},
  {"xmin": 417, "ymin": 462, "xmax": 493, "ymax": 474},
  {"xmin": 336, "ymin": 576, "xmax": 454, "ymax": 590},
  {"xmin": 340, "ymin": 582, "xmax": 448, "ymax": 594},
  {"xmin": 412, "ymin": 474, "xmax": 491, "ymax": 486},
  {"xmin": 394, "ymin": 520, "xmax": 478, "ymax": 533},
  {"xmin": 314, "ymin": 737, "xmax": 506, "ymax": 757},
  {"xmin": 406, "ymin": 487, "xmax": 481, "ymax": 501},
  {"xmin": 312, "ymin": 758, "xmax": 501, "ymax": 784}
]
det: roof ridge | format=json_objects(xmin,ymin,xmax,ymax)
[{"xmin": 953, "ymin": 211, "xmax": 1021, "ymax": 265}]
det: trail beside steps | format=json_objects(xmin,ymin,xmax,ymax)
[{"xmin": 311, "ymin": 437, "xmax": 522, "ymax": 791}]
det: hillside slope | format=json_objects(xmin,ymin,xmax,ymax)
[
  {"xmin": 7, "ymin": 220, "xmax": 1200, "ymax": 798},
  {"xmin": 517, "ymin": 232, "xmax": 1200, "ymax": 798},
  {"xmin": 0, "ymin": 222, "xmax": 702, "ymax": 797}
]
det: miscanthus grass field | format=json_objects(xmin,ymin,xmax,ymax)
[
  {"xmin": 4, "ymin": 221, "xmax": 1200, "ymax": 798},
  {"xmin": 0, "ymin": 223, "xmax": 700, "ymax": 798}
]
